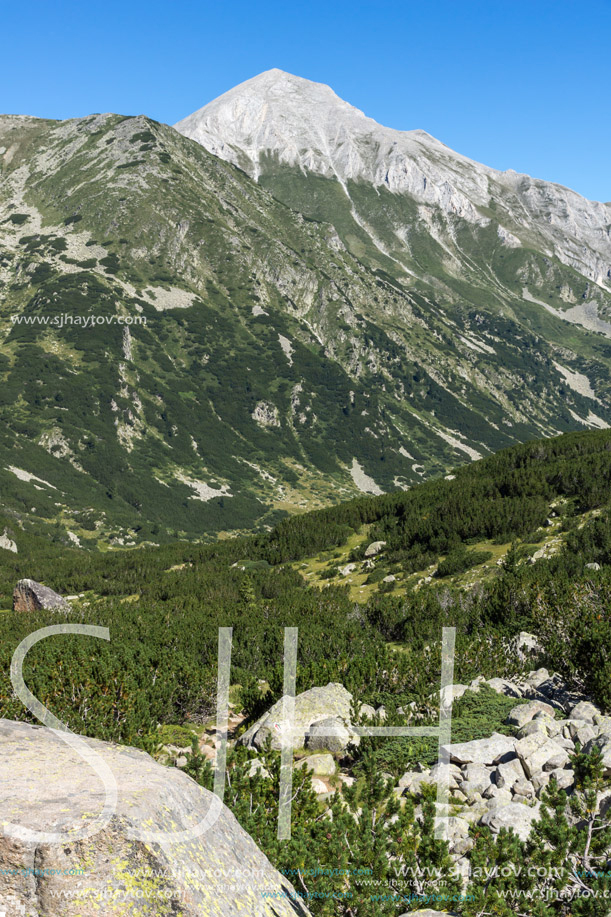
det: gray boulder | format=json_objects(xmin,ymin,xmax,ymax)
[
  {"xmin": 513, "ymin": 631, "xmax": 543, "ymax": 662},
  {"xmin": 515, "ymin": 733, "xmax": 569, "ymax": 778},
  {"xmin": 0, "ymin": 529, "xmax": 17, "ymax": 553},
  {"xmin": 439, "ymin": 684, "xmax": 469, "ymax": 704},
  {"xmin": 443, "ymin": 733, "xmax": 516, "ymax": 766},
  {"xmin": 359, "ymin": 703, "xmax": 377, "ymax": 719},
  {"xmin": 398, "ymin": 770, "xmax": 434, "ymax": 794},
  {"xmin": 525, "ymin": 668, "xmax": 550, "ymax": 689},
  {"xmin": 247, "ymin": 757, "xmax": 271, "ymax": 779},
  {"xmin": 460, "ymin": 763, "xmax": 493, "ymax": 796},
  {"xmin": 480, "ymin": 801, "xmax": 541, "ymax": 842},
  {"xmin": 506, "ymin": 700, "xmax": 555, "ymax": 728},
  {"xmin": 547, "ymin": 768, "xmax": 575, "ymax": 791},
  {"xmin": 516, "ymin": 715, "xmax": 555, "ymax": 739},
  {"xmin": 0, "ymin": 719, "xmax": 310, "ymax": 917},
  {"xmin": 12, "ymin": 578, "xmax": 69, "ymax": 612},
  {"xmin": 306, "ymin": 717, "xmax": 358, "ymax": 754},
  {"xmin": 401, "ymin": 910, "xmax": 458, "ymax": 916},
  {"xmin": 364, "ymin": 540, "xmax": 386, "ymax": 557},
  {"xmin": 570, "ymin": 701, "xmax": 600, "ymax": 723},
  {"xmin": 240, "ymin": 683, "xmax": 354, "ymax": 751},
  {"xmin": 495, "ymin": 757, "xmax": 526, "ymax": 788},
  {"xmin": 512, "ymin": 778, "xmax": 535, "ymax": 799},
  {"xmin": 485, "ymin": 678, "xmax": 522, "ymax": 698},
  {"xmin": 295, "ymin": 753, "xmax": 336, "ymax": 776},
  {"xmin": 594, "ymin": 715, "xmax": 611, "ymax": 736}
]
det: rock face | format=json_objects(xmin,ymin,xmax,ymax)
[
  {"xmin": 12, "ymin": 579, "xmax": 69, "ymax": 612},
  {"xmin": 0, "ymin": 719, "xmax": 309, "ymax": 917},
  {"xmin": 240, "ymin": 683, "xmax": 357, "ymax": 751},
  {"xmin": 176, "ymin": 70, "xmax": 611, "ymax": 291}
]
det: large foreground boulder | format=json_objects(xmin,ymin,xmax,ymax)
[
  {"xmin": 0, "ymin": 719, "xmax": 309, "ymax": 917},
  {"xmin": 240, "ymin": 683, "xmax": 357, "ymax": 752},
  {"xmin": 12, "ymin": 579, "xmax": 68, "ymax": 612}
]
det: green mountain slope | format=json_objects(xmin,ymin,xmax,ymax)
[{"xmin": 1, "ymin": 112, "xmax": 611, "ymax": 546}]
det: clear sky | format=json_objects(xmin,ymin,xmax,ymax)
[{"xmin": 3, "ymin": 0, "xmax": 610, "ymax": 201}]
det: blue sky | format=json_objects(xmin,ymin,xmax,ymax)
[{"xmin": 3, "ymin": 0, "xmax": 610, "ymax": 200}]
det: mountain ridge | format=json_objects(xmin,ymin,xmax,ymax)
[
  {"xmin": 175, "ymin": 69, "xmax": 611, "ymax": 295},
  {"xmin": 1, "ymin": 90, "xmax": 611, "ymax": 547}
]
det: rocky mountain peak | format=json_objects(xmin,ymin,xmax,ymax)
[{"xmin": 175, "ymin": 70, "xmax": 611, "ymax": 291}]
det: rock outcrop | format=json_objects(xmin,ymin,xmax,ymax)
[
  {"xmin": 0, "ymin": 719, "xmax": 309, "ymax": 917},
  {"xmin": 0, "ymin": 529, "xmax": 17, "ymax": 553},
  {"xmin": 396, "ymin": 682, "xmax": 611, "ymax": 867},
  {"xmin": 176, "ymin": 70, "xmax": 611, "ymax": 291},
  {"xmin": 12, "ymin": 579, "xmax": 68, "ymax": 612},
  {"xmin": 240, "ymin": 683, "xmax": 358, "ymax": 752}
]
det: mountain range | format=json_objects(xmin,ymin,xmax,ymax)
[{"xmin": 1, "ymin": 70, "xmax": 610, "ymax": 547}]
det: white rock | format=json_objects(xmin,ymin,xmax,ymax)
[
  {"xmin": 363, "ymin": 540, "xmax": 387, "ymax": 557},
  {"xmin": 516, "ymin": 715, "xmax": 555, "ymax": 739},
  {"xmin": 547, "ymin": 768, "xmax": 575, "ymax": 791},
  {"xmin": 531, "ymin": 772, "xmax": 551, "ymax": 795},
  {"xmin": 480, "ymin": 801, "xmax": 541, "ymax": 841},
  {"xmin": 307, "ymin": 717, "xmax": 357, "ymax": 754},
  {"xmin": 584, "ymin": 735, "xmax": 611, "ymax": 774},
  {"xmin": 485, "ymin": 678, "xmax": 522, "ymax": 698},
  {"xmin": 247, "ymin": 757, "xmax": 271, "ymax": 779},
  {"xmin": 485, "ymin": 788, "xmax": 514, "ymax": 809},
  {"xmin": 339, "ymin": 563, "xmax": 356, "ymax": 576},
  {"xmin": 514, "ymin": 632, "xmax": 542, "ymax": 661},
  {"xmin": 439, "ymin": 684, "xmax": 469, "ymax": 704},
  {"xmin": 295, "ymin": 753, "xmax": 336, "ymax": 776},
  {"xmin": 525, "ymin": 668, "xmax": 550, "ymax": 689},
  {"xmin": 311, "ymin": 778, "xmax": 329, "ymax": 795},
  {"xmin": 398, "ymin": 771, "xmax": 433, "ymax": 794},
  {"xmin": 512, "ymin": 778, "xmax": 536, "ymax": 798},
  {"xmin": 359, "ymin": 703, "xmax": 376, "ymax": 719},
  {"xmin": 460, "ymin": 763, "xmax": 493, "ymax": 796},
  {"xmin": 443, "ymin": 733, "xmax": 516, "ymax": 766},
  {"xmin": 0, "ymin": 530, "xmax": 17, "ymax": 553},
  {"xmin": 515, "ymin": 733, "xmax": 569, "ymax": 778},
  {"xmin": 543, "ymin": 752, "xmax": 571, "ymax": 772},
  {"xmin": 496, "ymin": 757, "xmax": 527, "ymax": 789},
  {"xmin": 507, "ymin": 700, "xmax": 555, "ymax": 728}
]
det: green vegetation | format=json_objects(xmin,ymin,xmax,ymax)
[
  {"xmin": 2, "ymin": 107, "xmax": 611, "ymax": 912},
  {"xmin": 1, "ymin": 111, "xmax": 610, "ymax": 548},
  {"xmin": 0, "ymin": 429, "xmax": 610, "ymax": 912}
]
